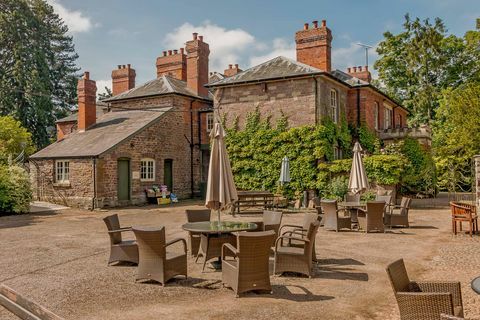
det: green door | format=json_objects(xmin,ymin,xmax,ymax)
[
  {"xmin": 117, "ymin": 159, "xmax": 130, "ymax": 201},
  {"xmin": 164, "ymin": 159, "xmax": 173, "ymax": 192}
]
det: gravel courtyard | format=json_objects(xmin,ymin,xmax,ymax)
[{"xmin": 0, "ymin": 201, "xmax": 479, "ymax": 319}]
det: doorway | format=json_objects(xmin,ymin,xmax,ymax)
[
  {"xmin": 164, "ymin": 159, "xmax": 173, "ymax": 192},
  {"xmin": 117, "ymin": 159, "xmax": 130, "ymax": 201}
]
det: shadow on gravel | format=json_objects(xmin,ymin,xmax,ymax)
[
  {"xmin": 238, "ymin": 284, "xmax": 335, "ymax": 302},
  {"xmin": 0, "ymin": 210, "xmax": 59, "ymax": 230},
  {"xmin": 315, "ymin": 258, "xmax": 369, "ymax": 281}
]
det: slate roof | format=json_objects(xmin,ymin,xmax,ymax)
[
  {"xmin": 56, "ymin": 104, "xmax": 107, "ymax": 123},
  {"xmin": 206, "ymin": 56, "xmax": 324, "ymax": 87},
  {"xmin": 30, "ymin": 108, "xmax": 171, "ymax": 159},
  {"xmin": 103, "ymin": 75, "xmax": 212, "ymax": 102},
  {"xmin": 331, "ymin": 70, "xmax": 369, "ymax": 86},
  {"xmin": 208, "ymin": 72, "xmax": 225, "ymax": 83}
]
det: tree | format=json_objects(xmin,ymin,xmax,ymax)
[
  {"xmin": 0, "ymin": 116, "xmax": 35, "ymax": 164},
  {"xmin": 433, "ymin": 83, "xmax": 480, "ymax": 192},
  {"xmin": 0, "ymin": 0, "xmax": 80, "ymax": 148},
  {"xmin": 375, "ymin": 14, "xmax": 480, "ymax": 125},
  {"xmin": 98, "ymin": 87, "xmax": 113, "ymax": 101}
]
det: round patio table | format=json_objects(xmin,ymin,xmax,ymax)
[
  {"xmin": 182, "ymin": 221, "xmax": 257, "ymax": 272},
  {"xmin": 472, "ymin": 276, "xmax": 480, "ymax": 294},
  {"xmin": 338, "ymin": 202, "xmax": 366, "ymax": 225}
]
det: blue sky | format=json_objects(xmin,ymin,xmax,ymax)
[{"xmin": 48, "ymin": 0, "xmax": 480, "ymax": 95}]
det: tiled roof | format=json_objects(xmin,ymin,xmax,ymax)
[
  {"xmin": 103, "ymin": 75, "xmax": 211, "ymax": 102},
  {"xmin": 206, "ymin": 56, "xmax": 324, "ymax": 87},
  {"xmin": 56, "ymin": 104, "xmax": 107, "ymax": 123},
  {"xmin": 30, "ymin": 108, "xmax": 171, "ymax": 159}
]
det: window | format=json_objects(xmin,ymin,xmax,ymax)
[
  {"xmin": 55, "ymin": 160, "xmax": 70, "ymax": 182},
  {"xmin": 333, "ymin": 146, "xmax": 343, "ymax": 160},
  {"xmin": 140, "ymin": 158, "xmax": 155, "ymax": 181},
  {"xmin": 330, "ymin": 89, "xmax": 338, "ymax": 124},
  {"xmin": 374, "ymin": 102, "xmax": 379, "ymax": 130},
  {"xmin": 206, "ymin": 113, "xmax": 214, "ymax": 132},
  {"xmin": 384, "ymin": 105, "xmax": 392, "ymax": 129}
]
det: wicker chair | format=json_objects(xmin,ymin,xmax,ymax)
[
  {"xmin": 103, "ymin": 214, "xmax": 138, "ymax": 265},
  {"xmin": 221, "ymin": 230, "xmax": 276, "ymax": 297},
  {"xmin": 357, "ymin": 201, "xmax": 386, "ymax": 233},
  {"xmin": 376, "ymin": 194, "xmax": 393, "ymax": 215},
  {"xmin": 278, "ymin": 212, "xmax": 319, "ymax": 261},
  {"xmin": 132, "ymin": 226, "xmax": 187, "ymax": 286},
  {"xmin": 386, "ymin": 259, "xmax": 463, "ymax": 320},
  {"xmin": 254, "ymin": 210, "xmax": 283, "ymax": 246},
  {"xmin": 385, "ymin": 197, "xmax": 412, "ymax": 227},
  {"xmin": 185, "ymin": 209, "xmax": 211, "ymax": 256},
  {"xmin": 274, "ymin": 221, "xmax": 320, "ymax": 278},
  {"xmin": 321, "ymin": 200, "xmax": 352, "ymax": 232}
]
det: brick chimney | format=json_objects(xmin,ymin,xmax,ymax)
[
  {"xmin": 295, "ymin": 19, "xmax": 333, "ymax": 72},
  {"xmin": 347, "ymin": 65, "xmax": 372, "ymax": 83},
  {"xmin": 186, "ymin": 33, "xmax": 210, "ymax": 97},
  {"xmin": 224, "ymin": 63, "xmax": 242, "ymax": 77},
  {"xmin": 111, "ymin": 64, "xmax": 136, "ymax": 96},
  {"xmin": 156, "ymin": 48, "xmax": 187, "ymax": 80},
  {"xmin": 77, "ymin": 71, "xmax": 97, "ymax": 132}
]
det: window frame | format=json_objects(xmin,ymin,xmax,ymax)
[
  {"xmin": 374, "ymin": 102, "xmax": 379, "ymax": 130},
  {"xmin": 140, "ymin": 158, "xmax": 155, "ymax": 182},
  {"xmin": 384, "ymin": 104, "xmax": 392, "ymax": 129},
  {"xmin": 206, "ymin": 113, "xmax": 214, "ymax": 133},
  {"xmin": 330, "ymin": 89, "xmax": 338, "ymax": 124},
  {"xmin": 55, "ymin": 160, "xmax": 70, "ymax": 183}
]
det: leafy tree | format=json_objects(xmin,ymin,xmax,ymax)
[
  {"xmin": 98, "ymin": 87, "xmax": 113, "ymax": 100},
  {"xmin": 0, "ymin": 164, "xmax": 32, "ymax": 214},
  {"xmin": 0, "ymin": 116, "xmax": 35, "ymax": 164},
  {"xmin": 0, "ymin": 0, "xmax": 80, "ymax": 148}
]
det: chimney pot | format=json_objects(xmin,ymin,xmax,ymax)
[
  {"xmin": 117, "ymin": 65, "xmax": 121, "ymax": 69},
  {"xmin": 235, "ymin": 63, "xmax": 239, "ymax": 69},
  {"xmin": 127, "ymin": 64, "xmax": 131, "ymax": 68},
  {"xmin": 199, "ymin": 35, "xmax": 203, "ymax": 41},
  {"xmin": 122, "ymin": 65, "xmax": 126, "ymax": 69},
  {"xmin": 347, "ymin": 67, "xmax": 351, "ymax": 73},
  {"xmin": 321, "ymin": 20, "xmax": 326, "ymax": 27},
  {"xmin": 364, "ymin": 65, "xmax": 368, "ymax": 71},
  {"xmin": 173, "ymin": 49, "xmax": 178, "ymax": 54},
  {"xmin": 180, "ymin": 48, "xmax": 184, "ymax": 54},
  {"xmin": 168, "ymin": 50, "xmax": 172, "ymax": 55},
  {"xmin": 358, "ymin": 66, "xmax": 362, "ymax": 71},
  {"xmin": 163, "ymin": 51, "xmax": 167, "ymax": 56},
  {"xmin": 312, "ymin": 20, "xmax": 318, "ymax": 28},
  {"xmin": 304, "ymin": 23, "xmax": 309, "ymax": 30},
  {"xmin": 228, "ymin": 64, "xmax": 232, "ymax": 69},
  {"xmin": 353, "ymin": 67, "xmax": 357, "ymax": 72},
  {"xmin": 84, "ymin": 71, "xmax": 90, "ymax": 80},
  {"xmin": 192, "ymin": 32, "xmax": 198, "ymax": 40}
]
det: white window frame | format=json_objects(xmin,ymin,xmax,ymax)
[
  {"xmin": 384, "ymin": 104, "xmax": 392, "ymax": 129},
  {"xmin": 140, "ymin": 158, "xmax": 155, "ymax": 182},
  {"xmin": 206, "ymin": 113, "xmax": 214, "ymax": 132},
  {"xmin": 330, "ymin": 89, "xmax": 338, "ymax": 124},
  {"xmin": 55, "ymin": 160, "xmax": 70, "ymax": 183},
  {"xmin": 374, "ymin": 102, "xmax": 379, "ymax": 130}
]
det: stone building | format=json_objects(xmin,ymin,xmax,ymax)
[
  {"xmin": 30, "ymin": 33, "xmax": 213, "ymax": 209},
  {"xmin": 207, "ymin": 20, "xmax": 411, "ymax": 149}
]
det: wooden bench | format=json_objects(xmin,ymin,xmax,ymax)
[
  {"xmin": 450, "ymin": 201, "xmax": 478, "ymax": 236},
  {"xmin": 232, "ymin": 191, "xmax": 274, "ymax": 215},
  {"xmin": 0, "ymin": 284, "xmax": 64, "ymax": 320}
]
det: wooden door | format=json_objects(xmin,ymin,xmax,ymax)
[
  {"xmin": 164, "ymin": 159, "xmax": 173, "ymax": 192},
  {"xmin": 117, "ymin": 159, "xmax": 130, "ymax": 201}
]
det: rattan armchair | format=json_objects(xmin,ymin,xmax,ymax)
[
  {"xmin": 132, "ymin": 226, "xmax": 187, "ymax": 286},
  {"xmin": 103, "ymin": 214, "xmax": 138, "ymax": 265},
  {"xmin": 278, "ymin": 212, "xmax": 319, "ymax": 261},
  {"xmin": 385, "ymin": 197, "xmax": 412, "ymax": 227},
  {"xmin": 221, "ymin": 230, "xmax": 276, "ymax": 297},
  {"xmin": 357, "ymin": 201, "xmax": 386, "ymax": 233},
  {"xmin": 386, "ymin": 259, "xmax": 464, "ymax": 320},
  {"xmin": 321, "ymin": 200, "xmax": 352, "ymax": 232},
  {"xmin": 274, "ymin": 221, "xmax": 320, "ymax": 278},
  {"xmin": 185, "ymin": 209, "xmax": 211, "ymax": 256},
  {"xmin": 254, "ymin": 210, "xmax": 283, "ymax": 246},
  {"xmin": 376, "ymin": 194, "xmax": 393, "ymax": 215}
]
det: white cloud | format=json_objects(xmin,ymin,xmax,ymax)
[
  {"xmin": 249, "ymin": 38, "xmax": 295, "ymax": 67},
  {"xmin": 47, "ymin": 0, "xmax": 93, "ymax": 33},
  {"xmin": 164, "ymin": 21, "xmax": 255, "ymax": 72},
  {"xmin": 96, "ymin": 79, "xmax": 112, "ymax": 98}
]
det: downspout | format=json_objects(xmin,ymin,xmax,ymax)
[
  {"xmin": 356, "ymin": 89, "xmax": 361, "ymax": 128},
  {"xmin": 189, "ymin": 100, "xmax": 194, "ymax": 197},
  {"xmin": 92, "ymin": 157, "xmax": 97, "ymax": 210},
  {"xmin": 313, "ymin": 77, "xmax": 319, "ymax": 124}
]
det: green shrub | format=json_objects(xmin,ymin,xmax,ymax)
[
  {"xmin": 324, "ymin": 176, "xmax": 349, "ymax": 200},
  {"xmin": 0, "ymin": 165, "xmax": 32, "ymax": 214}
]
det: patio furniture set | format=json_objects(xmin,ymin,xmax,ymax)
[{"xmin": 103, "ymin": 210, "xmax": 320, "ymax": 297}]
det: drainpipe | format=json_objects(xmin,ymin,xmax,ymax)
[
  {"xmin": 92, "ymin": 157, "xmax": 97, "ymax": 210},
  {"xmin": 189, "ymin": 100, "xmax": 194, "ymax": 197},
  {"xmin": 313, "ymin": 77, "xmax": 319, "ymax": 124},
  {"xmin": 356, "ymin": 89, "xmax": 361, "ymax": 128}
]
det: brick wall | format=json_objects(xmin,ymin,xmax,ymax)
[
  {"xmin": 56, "ymin": 121, "xmax": 77, "ymax": 140},
  {"xmin": 214, "ymin": 76, "xmax": 348, "ymax": 129}
]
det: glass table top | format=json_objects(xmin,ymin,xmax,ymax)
[{"xmin": 182, "ymin": 221, "xmax": 257, "ymax": 233}]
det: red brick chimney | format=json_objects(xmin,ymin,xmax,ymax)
[
  {"xmin": 347, "ymin": 65, "xmax": 372, "ymax": 83},
  {"xmin": 186, "ymin": 33, "xmax": 210, "ymax": 97},
  {"xmin": 156, "ymin": 48, "xmax": 187, "ymax": 80},
  {"xmin": 295, "ymin": 19, "xmax": 333, "ymax": 72},
  {"xmin": 224, "ymin": 63, "xmax": 242, "ymax": 77},
  {"xmin": 111, "ymin": 64, "xmax": 135, "ymax": 96},
  {"xmin": 77, "ymin": 71, "xmax": 97, "ymax": 132}
]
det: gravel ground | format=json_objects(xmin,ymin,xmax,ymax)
[{"xmin": 0, "ymin": 200, "xmax": 479, "ymax": 319}]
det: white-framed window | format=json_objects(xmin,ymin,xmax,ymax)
[
  {"xmin": 206, "ymin": 113, "xmax": 214, "ymax": 132},
  {"xmin": 384, "ymin": 105, "xmax": 392, "ymax": 129},
  {"xmin": 374, "ymin": 102, "xmax": 379, "ymax": 130},
  {"xmin": 330, "ymin": 89, "xmax": 338, "ymax": 124},
  {"xmin": 140, "ymin": 158, "xmax": 155, "ymax": 181},
  {"xmin": 55, "ymin": 160, "xmax": 70, "ymax": 182},
  {"xmin": 333, "ymin": 146, "xmax": 342, "ymax": 160}
]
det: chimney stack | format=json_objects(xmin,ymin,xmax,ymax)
[
  {"xmin": 111, "ymin": 64, "xmax": 136, "ymax": 96},
  {"xmin": 224, "ymin": 63, "xmax": 242, "ymax": 77},
  {"xmin": 347, "ymin": 65, "xmax": 372, "ymax": 83},
  {"xmin": 295, "ymin": 18, "xmax": 332, "ymax": 72},
  {"xmin": 156, "ymin": 47, "xmax": 187, "ymax": 80},
  {"xmin": 77, "ymin": 71, "xmax": 97, "ymax": 132},
  {"xmin": 186, "ymin": 33, "xmax": 210, "ymax": 97}
]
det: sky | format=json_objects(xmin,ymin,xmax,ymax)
[{"xmin": 47, "ymin": 0, "xmax": 480, "ymax": 96}]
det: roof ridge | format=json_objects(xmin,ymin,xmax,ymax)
[{"xmin": 162, "ymin": 75, "xmax": 175, "ymax": 93}]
